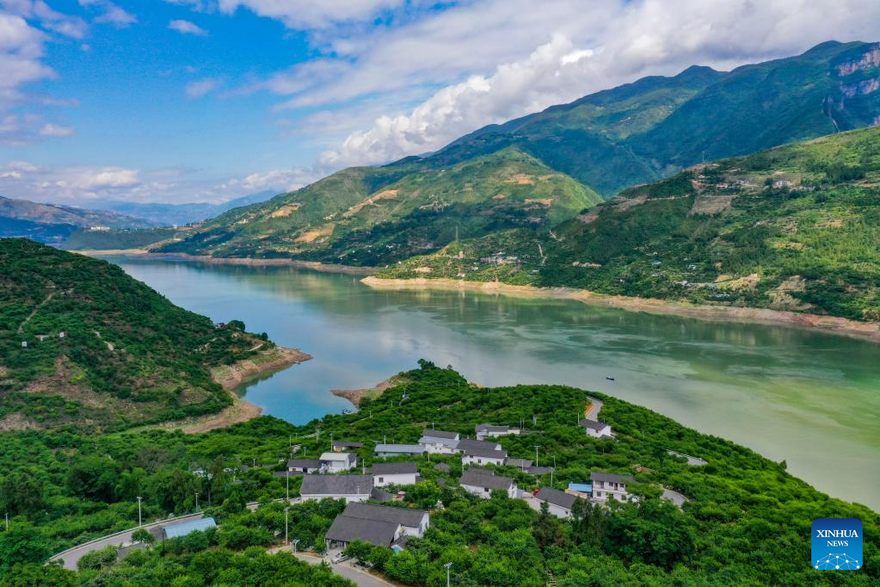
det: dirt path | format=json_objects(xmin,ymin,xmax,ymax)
[
  {"xmin": 330, "ymin": 375, "xmax": 409, "ymax": 408},
  {"xmin": 17, "ymin": 292, "xmax": 54, "ymax": 333}
]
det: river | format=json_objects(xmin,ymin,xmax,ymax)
[{"xmin": 107, "ymin": 256, "xmax": 880, "ymax": 509}]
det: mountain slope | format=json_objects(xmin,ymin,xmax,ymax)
[
  {"xmin": 0, "ymin": 196, "xmax": 154, "ymax": 243},
  {"xmin": 158, "ymin": 148, "xmax": 601, "ymax": 266},
  {"xmin": 146, "ymin": 41, "xmax": 880, "ymax": 269},
  {"xmin": 92, "ymin": 190, "xmax": 278, "ymax": 226},
  {"xmin": 0, "ymin": 239, "xmax": 294, "ymax": 431},
  {"xmin": 378, "ymin": 126, "xmax": 880, "ymax": 322}
]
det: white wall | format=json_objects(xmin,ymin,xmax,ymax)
[{"xmin": 373, "ymin": 472, "xmax": 417, "ymax": 487}]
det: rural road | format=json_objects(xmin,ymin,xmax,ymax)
[
  {"xmin": 285, "ymin": 550, "xmax": 394, "ymax": 587},
  {"xmin": 585, "ymin": 396, "xmax": 603, "ymax": 420},
  {"xmin": 49, "ymin": 512, "xmax": 205, "ymax": 570}
]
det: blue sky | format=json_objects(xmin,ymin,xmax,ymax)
[{"xmin": 1, "ymin": 0, "xmax": 879, "ymax": 205}]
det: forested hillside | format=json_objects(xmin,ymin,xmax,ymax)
[
  {"xmin": 138, "ymin": 41, "xmax": 880, "ymax": 269},
  {"xmin": 380, "ymin": 126, "xmax": 880, "ymax": 322},
  {"xmin": 0, "ymin": 240, "xmax": 279, "ymax": 431},
  {"xmin": 2, "ymin": 362, "xmax": 876, "ymax": 585}
]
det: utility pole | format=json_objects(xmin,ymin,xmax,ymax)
[
  {"xmin": 551, "ymin": 456, "xmax": 556, "ymax": 485},
  {"xmin": 284, "ymin": 507, "xmax": 290, "ymax": 545},
  {"xmin": 136, "ymin": 496, "xmax": 143, "ymax": 527},
  {"xmin": 195, "ymin": 492, "xmax": 200, "ymax": 511},
  {"xmin": 286, "ymin": 472, "xmax": 290, "ymax": 502},
  {"xmin": 534, "ymin": 446, "xmax": 539, "ymax": 468},
  {"xmin": 4, "ymin": 512, "xmax": 8, "ymax": 531},
  {"xmin": 445, "ymin": 562, "xmax": 453, "ymax": 587},
  {"xmin": 293, "ymin": 538, "xmax": 300, "ymax": 554}
]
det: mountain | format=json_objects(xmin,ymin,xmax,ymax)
[
  {"xmin": 158, "ymin": 148, "xmax": 601, "ymax": 266},
  {"xmin": 379, "ymin": 126, "xmax": 880, "ymax": 322},
  {"xmin": 0, "ymin": 196, "xmax": 154, "ymax": 244},
  {"xmin": 0, "ymin": 239, "xmax": 297, "ymax": 431},
  {"xmin": 150, "ymin": 41, "xmax": 880, "ymax": 268},
  {"xmin": 92, "ymin": 190, "xmax": 278, "ymax": 227}
]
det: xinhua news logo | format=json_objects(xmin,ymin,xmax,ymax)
[{"xmin": 812, "ymin": 518, "xmax": 862, "ymax": 570}]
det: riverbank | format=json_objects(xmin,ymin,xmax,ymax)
[
  {"xmin": 75, "ymin": 249, "xmax": 375, "ymax": 275},
  {"xmin": 362, "ymin": 276, "xmax": 880, "ymax": 343},
  {"xmin": 137, "ymin": 346, "xmax": 312, "ymax": 434},
  {"xmin": 330, "ymin": 375, "xmax": 408, "ymax": 408}
]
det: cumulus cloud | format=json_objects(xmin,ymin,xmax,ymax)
[
  {"xmin": 309, "ymin": 0, "xmax": 880, "ymax": 166},
  {"xmin": 215, "ymin": 0, "xmax": 410, "ymax": 29},
  {"xmin": 76, "ymin": 0, "xmax": 135, "ymax": 27},
  {"xmin": 38, "ymin": 122, "xmax": 74, "ymax": 137},
  {"xmin": 2, "ymin": 0, "xmax": 89, "ymax": 38},
  {"xmin": 185, "ymin": 77, "xmax": 221, "ymax": 98},
  {"xmin": 169, "ymin": 19, "xmax": 207, "ymax": 36}
]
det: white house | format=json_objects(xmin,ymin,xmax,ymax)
[
  {"xmin": 418, "ymin": 430, "xmax": 460, "ymax": 454},
  {"xmin": 475, "ymin": 424, "xmax": 521, "ymax": 441},
  {"xmin": 319, "ymin": 452, "xmax": 357, "ymax": 473},
  {"xmin": 374, "ymin": 444, "xmax": 425, "ymax": 458},
  {"xmin": 287, "ymin": 458, "xmax": 322, "ymax": 474},
  {"xmin": 460, "ymin": 468, "xmax": 518, "ymax": 499},
  {"xmin": 371, "ymin": 462, "xmax": 419, "ymax": 487},
  {"xmin": 300, "ymin": 475, "xmax": 373, "ymax": 503},
  {"xmin": 331, "ymin": 441, "xmax": 364, "ymax": 453},
  {"xmin": 579, "ymin": 419, "xmax": 613, "ymax": 438},
  {"xmin": 535, "ymin": 487, "xmax": 578, "ymax": 519},
  {"xmin": 324, "ymin": 502, "xmax": 429, "ymax": 552},
  {"xmin": 462, "ymin": 447, "xmax": 507, "ymax": 467},
  {"xmin": 590, "ymin": 472, "xmax": 636, "ymax": 502}
]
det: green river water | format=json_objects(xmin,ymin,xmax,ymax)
[{"xmin": 109, "ymin": 257, "xmax": 880, "ymax": 510}]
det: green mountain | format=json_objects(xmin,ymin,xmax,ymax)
[
  {"xmin": 158, "ymin": 147, "xmax": 601, "ymax": 266},
  {"xmin": 0, "ymin": 196, "xmax": 155, "ymax": 244},
  {"xmin": 379, "ymin": 126, "xmax": 880, "ymax": 322},
  {"xmin": 142, "ymin": 41, "xmax": 879, "ymax": 270},
  {"xmin": 4, "ymin": 362, "xmax": 878, "ymax": 584},
  {"xmin": 0, "ymin": 239, "xmax": 288, "ymax": 431}
]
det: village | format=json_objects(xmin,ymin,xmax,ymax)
[{"xmin": 128, "ymin": 397, "xmax": 694, "ymax": 574}]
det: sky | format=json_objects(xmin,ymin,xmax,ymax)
[{"xmin": 0, "ymin": 0, "xmax": 879, "ymax": 205}]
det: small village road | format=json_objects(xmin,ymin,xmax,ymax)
[
  {"xmin": 289, "ymin": 551, "xmax": 395, "ymax": 587},
  {"xmin": 585, "ymin": 396, "xmax": 603, "ymax": 419}
]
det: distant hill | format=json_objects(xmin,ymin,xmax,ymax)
[
  {"xmin": 379, "ymin": 126, "xmax": 880, "ymax": 322},
  {"xmin": 149, "ymin": 41, "xmax": 880, "ymax": 268},
  {"xmin": 0, "ymin": 196, "xmax": 154, "ymax": 244},
  {"xmin": 0, "ymin": 239, "xmax": 291, "ymax": 431},
  {"xmin": 92, "ymin": 190, "xmax": 278, "ymax": 227},
  {"xmin": 158, "ymin": 147, "xmax": 602, "ymax": 266}
]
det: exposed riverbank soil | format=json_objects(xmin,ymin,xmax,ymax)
[
  {"xmin": 330, "ymin": 375, "xmax": 409, "ymax": 408},
  {"xmin": 362, "ymin": 277, "xmax": 880, "ymax": 344}
]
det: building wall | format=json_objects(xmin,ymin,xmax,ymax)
[
  {"xmin": 541, "ymin": 502, "xmax": 572, "ymax": 519},
  {"xmin": 373, "ymin": 473, "xmax": 417, "ymax": 487},
  {"xmin": 301, "ymin": 493, "xmax": 370, "ymax": 503},
  {"xmin": 462, "ymin": 455, "xmax": 505, "ymax": 467},
  {"xmin": 586, "ymin": 426, "xmax": 612, "ymax": 438}
]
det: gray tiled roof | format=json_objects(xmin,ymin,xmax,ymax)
[
  {"xmin": 460, "ymin": 468, "xmax": 514, "ymax": 491},
  {"xmin": 300, "ymin": 474, "xmax": 373, "ymax": 496},
  {"xmin": 434, "ymin": 463, "xmax": 451, "ymax": 472},
  {"xmin": 476, "ymin": 424, "xmax": 508, "ymax": 432},
  {"xmin": 325, "ymin": 515, "xmax": 399, "ymax": 548},
  {"xmin": 463, "ymin": 447, "xmax": 507, "ymax": 459},
  {"xmin": 343, "ymin": 502, "xmax": 427, "ymax": 528},
  {"xmin": 287, "ymin": 459, "xmax": 321, "ymax": 469},
  {"xmin": 528, "ymin": 466, "xmax": 553, "ymax": 475},
  {"xmin": 578, "ymin": 419, "xmax": 609, "ymax": 431},
  {"xmin": 418, "ymin": 435, "xmax": 460, "ymax": 448},
  {"xmin": 506, "ymin": 458, "xmax": 533, "ymax": 469},
  {"xmin": 590, "ymin": 471, "xmax": 635, "ymax": 484},
  {"xmin": 421, "ymin": 429, "xmax": 459, "ymax": 439},
  {"xmin": 332, "ymin": 441, "xmax": 364, "ymax": 449},
  {"xmin": 374, "ymin": 444, "xmax": 424, "ymax": 454},
  {"xmin": 456, "ymin": 438, "xmax": 501, "ymax": 452},
  {"xmin": 371, "ymin": 462, "xmax": 418, "ymax": 475},
  {"xmin": 370, "ymin": 487, "xmax": 396, "ymax": 502},
  {"xmin": 536, "ymin": 487, "xmax": 577, "ymax": 510}
]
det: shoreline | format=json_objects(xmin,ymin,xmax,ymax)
[
  {"xmin": 330, "ymin": 375, "xmax": 406, "ymax": 408},
  {"xmin": 143, "ymin": 346, "xmax": 312, "ymax": 434},
  {"xmin": 74, "ymin": 249, "xmax": 375, "ymax": 275},
  {"xmin": 362, "ymin": 276, "xmax": 880, "ymax": 344}
]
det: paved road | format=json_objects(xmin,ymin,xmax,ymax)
[
  {"xmin": 585, "ymin": 396, "xmax": 603, "ymax": 420},
  {"xmin": 283, "ymin": 549, "xmax": 394, "ymax": 587},
  {"xmin": 662, "ymin": 488, "xmax": 689, "ymax": 507},
  {"xmin": 49, "ymin": 512, "xmax": 205, "ymax": 570}
]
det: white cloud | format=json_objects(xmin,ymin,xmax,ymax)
[
  {"xmin": 169, "ymin": 19, "xmax": 207, "ymax": 36},
  {"xmin": 39, "ymin": 122, "xmax": 74, "ymax": 137},
  {"xmin": 185, "ymin": 77, "xmax": 221, "ymax": 98},
  {"xmin": 215, "ymin": 0, "xmax": 410, "ymax": 29},
  {"xmin": 308, "ymin": 0, "xmax": 880, "ymax": 166},
  {"xmin": 78, "ymin": 0, "xmax": 136, "ymax": 27},
  {"xmin": 2, "ymin": 0, "xmax": 89, "ymax": 39}
]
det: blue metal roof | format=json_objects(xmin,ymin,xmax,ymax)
[
  {"xmin": 567, "ymin": 483, "xmax": 592, "ymax": 493},
  {"xmin": 163, "ymin": 517, "xmax": 216, "ymax": 539}
]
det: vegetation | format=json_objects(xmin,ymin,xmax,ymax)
[
  {"xmin": 139, "ymin": 41, "xmax": 879, "ymax": 275},
  {"xmin": 380, "ymin": 125, "xmax": 880, "ymax": 321},
  {"xmin": 0, "ymin": 362, "xmax": 875, "ymax": 585},
  {"xmin": 61, "ymin": 227, "xmax": 179, "ymax": 251},
  {"xmin": 0, "ymin": 240, "xmax": 277, "ymax": 431},
  {"xmin": 157, "ymin": 148, "xmax": 601, "ymax": 267}
]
